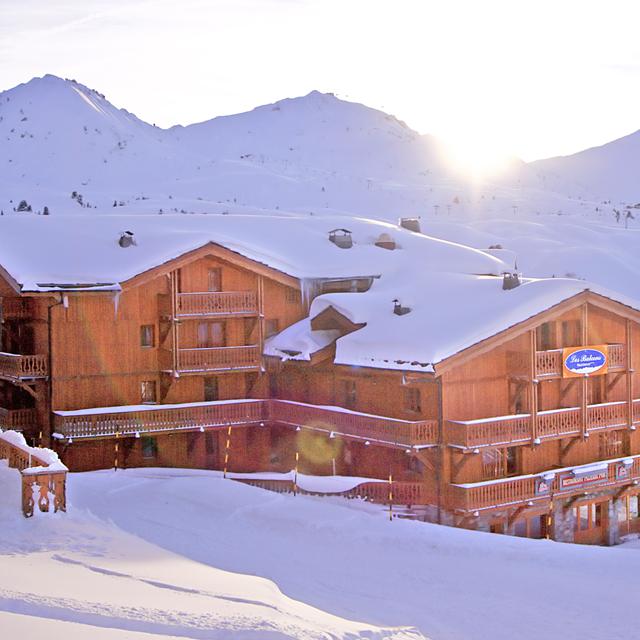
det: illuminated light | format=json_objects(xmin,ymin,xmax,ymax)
[
  {"xmin": 199, "ymin": 426, "xmax": 204, "ymax": 433},
  {"xmin": 135, "ymin": 431, "xmax": 140, "ymax": 438},
  {"xmin": 365, "ymin": 440, "xmax": 370, "ymax": 446}
]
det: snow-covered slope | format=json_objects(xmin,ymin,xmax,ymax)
[
  {"xmin": 527, "ymin": 129, "xmax": 640, "ymax": 202},
  {"xmin": 0, "ymin": 463, "xmax": 420, "ymax": 640},
  {"xmin": 2, "ymin": 465, "xmax": 638, "ymax": 640}
]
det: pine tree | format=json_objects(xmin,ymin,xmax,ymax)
[{"xmin": 43, "ymin": 206, "xmax": 50, "ymax": 216}]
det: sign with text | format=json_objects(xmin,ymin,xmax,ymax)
[
  {"xmin": 562, "ymin": 345, "xmax": 608, "ymax": 378},
  {"xmin": 559, "ymin": 468, "xmax": 608, "ymax": 490}
]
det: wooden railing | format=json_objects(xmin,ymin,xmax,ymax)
[
  {"xmin": 53, "ymin": 398, "xmax": 439, "ymax": 447},
  {"xmin": 535, "ymin": 343, "xmax": 626, "ymax": 378},
  {"xmin": 268, "ymin": 400, "xmax": 438, "ymax": 447},
  {"xmin": 234, "ymin": 477, "xmax": 431, "ymax": 506},
  {"xmin": 0, "ymin": 432, "xmax": 67, "ymax": 517},
  {"xmin": 0, "ymin": 407, "xmax": 38, "ymax": 431},
  {"xmin": 54, "ymin": 400, "xmax": 265, "ymax": 439},
  {"xmin": 0, "ymin": 297, "xmax": 34, "ymax": 320},
  {"xmin": 447, "ymin": 399, "xmax": 639, "ymax": 449},
  {"xmin": 176, "ymin": 292, "xmax": 258, "ymax": 317},
  {"xmin": 0, "ymin": 352, "xmax": 48, "ymax": 379},
  {"xmin": 177, "ymin": 346, "xmax": 261, "ymax": 373},
  {"xmin": 449, "ymin": 455, "xmax": 640, "ymax": 513}
]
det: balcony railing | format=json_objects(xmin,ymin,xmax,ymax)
[
  {"xmin": 536, "ymin": 343, "xmax": 625, "ymax": 378},
  {"xmin": 0, "ymin": 407, "xmax": 38, "ymax": 431},
  {"xmin": 448, "ymin": 454, "xmax": 640, "ymax": 513},
  {"xmin": 446, "ymin": 399, "xmax": 640, "ymax": 449},
  {"xmin": 267, "ymin": 400, "xmax": 437, "ymax": 447},
  {"xmin": 176, "ymin": 292, "xmax": 258, "ymax": 317},
  {"xmin": 176, "ymin": 345, "xmax": 261, "ymax": 373},
  {"xmin": 0, "ymin": 353, "xmax": 48, "ymax": 380},
  {"xmin": 53, "ymin": 398, "xmax": 439, "ymax": 447}
]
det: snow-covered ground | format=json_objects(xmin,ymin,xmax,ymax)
[{"xmin": 2, "ymin": 464, "xmax": 638, "ymax": 640}]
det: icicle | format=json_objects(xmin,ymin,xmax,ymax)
[{"xmin": 112, "ymin": 290, "xmax": 121, "ymax": 317}]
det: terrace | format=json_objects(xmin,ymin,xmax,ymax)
[{"xmin": 53, "ymin": 398, "xmax": 439, "ymax": 448}]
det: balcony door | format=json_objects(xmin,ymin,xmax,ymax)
[{"xmin": 197, "ymin": 321, "xmax": 225, "ymax": 348}]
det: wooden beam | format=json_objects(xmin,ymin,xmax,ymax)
[
  {"xmin": 626, "ymin": 319, "xmax": 633, "ymax": 429},
  {"xmin": 581, "ymin": 303, "xmax": 588, "ymax": 439}
]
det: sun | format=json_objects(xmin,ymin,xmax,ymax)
[{"xmin": 442, "ymin": 134, "xmax": 511, "ymax": 180}]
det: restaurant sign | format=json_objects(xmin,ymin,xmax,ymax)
[
  {"xmin": 559, "ymin": 466, "xmax": 608, "ymax": 490},
  {"xmin": 562, "ymin": 345, "xmax": 608, "ymax": 378}
]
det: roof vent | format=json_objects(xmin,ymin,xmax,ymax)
[
  {"xmin": 118, "ymin": 231, "xmax": 136, "ymax": 248},
  {"xmin": 393, "ymin": 299, "xmax": 411, "ymax": 316},
  {"xmin": 375, "ymin": 232, "xmax": 396, "ymax": 250},
  {"xmin": 502, "ymin": 272, "xmax": 521, "ymax": 290},
  {"xmin": 328, "ymin": 228, "xmax": 353, "ymax": 249},
  {"xmin": 399, "ymin": 217, "xmax": 421, "ymax": 233}
]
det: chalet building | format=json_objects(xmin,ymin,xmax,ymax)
[{"xmin": 0, "ymin": 214, "xmax": 638, "ymax": 545}]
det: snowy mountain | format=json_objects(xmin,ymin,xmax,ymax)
[
  {"xmin": 525, "ymin": 129, "xmax": 640, "ymax": 203},
  {"xmin": 1, "ymin": 74, "xmax": 639, "ymax": 299}
]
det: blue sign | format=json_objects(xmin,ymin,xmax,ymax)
[{"xmin": 563, "ymin": 348, "xmax": 607, "ymax": 376}]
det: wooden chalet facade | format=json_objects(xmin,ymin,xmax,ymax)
[{"xmin": 1, "ymin": 225, "xmax": 639, "ymax": 545}]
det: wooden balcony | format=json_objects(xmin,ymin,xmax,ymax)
[
  {"xmin": 53, "ymin": 398, "xmax": 439, "ymax": 448},
  {"xmin": 446, "ymin": 399, "xmax": 640, "ymax": 449},
  {"xmin": 54, "ymin": 399, "xmax": 266, "ymax": 439},
  {"xmin": 267, "ymin": 399, "xmax": 438, "ymax": 448},
  {"xmin": 535, "ymin": 343, "xmax": 626, "ymax": 378},
  {"xmin": 0, "ymin": 353, "xmax": 48, "ymax": 380},
  {"xmin": 176, "ymin": 345, "xmax": 261, "ymax": 373},
  {"xmin": 448, "ymin": 454, "xmax": 640, "ymax": 514},
  {"xmin": 176, "ymin": 292, "xmax": 258, "ymax": 317},
  {"xmin": 0, "ymin": 407, "xmax": 38, "ymax": 431}
]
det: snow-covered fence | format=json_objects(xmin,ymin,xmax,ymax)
[
  {"xmin": 232, "ymin": 472, "xmax": 433, "ymax": 507},
  {"xmin": 0, "ymin": 431, "xmax": 67, "ymax": 517}
]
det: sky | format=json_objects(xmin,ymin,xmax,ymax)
[{"xmin": 1, "ymin": 0, "xmax": 639, "ymax": 164}]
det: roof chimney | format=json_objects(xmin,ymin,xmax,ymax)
[
  {"xmin": 393, "ymin": 299, "xmax": 411, "ymax": 316},
  {"xmin": 118, "ymin": 231, "xmax": 136, "ymax": 248},
  {"xmin": 399, "ymin": 217, "xmax": 421, "ymax": 233},
  {"xmin": 502, "ymin": 272, "xmax": 521, "ymax": 290},
  {"xmin": 328, "ymin": 228, "xmax": 353, "ymax": 249},
  {"xmin": 375, "ymin": 232, "xmax": 396, "ymax": 250}
]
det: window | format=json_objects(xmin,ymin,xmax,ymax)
[
  {"xmin": 599, "ymin": 430, "xmax": 626, "ymax": 458},
  {"xmin": 561, "ymin": 319, "xmax": 581, "ymax": 347},
  {"xmin": 403, "ymin": 387, "xmax": 421, "ymax": 413},
  {"xmin": 208, "ymin": 268, "xmax": 222, "ymax": 292},
  {"xmin": 197, "ymin": 321, "xmax": 225, "ymax": 348},
  {"xmin": 285, "ymin": 288, "xmax": 301, "ymax": 304},
  {"xmin": 204, "ymin": 377, "xmax": 219, "ymax": 402},
  {"xmin": 537, "ymin": 322, "xmax": 556, "ymax": 351},
  {"xmin": 340, "ymin": 379, "xmax": 357, "ymax": 409},
  {"xmin": 141, "ymin": 380, "xmax": 157, "ymax": 404},
  {"xmin": 482, "ymin": 447, "xmax": 519, "ymax": 480},
  {"xmin": 140, "ymin": 324, "xmax": 155, "ymax": 348},
  {"xmin": 141, "ymin": 436, "xmax": 157, "ymax": 459}
]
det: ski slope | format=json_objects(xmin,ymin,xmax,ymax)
[{"xmin": 2, "ymin": 464, "xmax": 638, "ymax": 640}]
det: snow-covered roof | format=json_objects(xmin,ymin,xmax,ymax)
[
  {"xmin": 266, "ymin": 273, "xmax": 640, "ymax": 372},
  {"xmin": 0, "ymin": 213, "xmax": 507, "ymax": 292}
]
